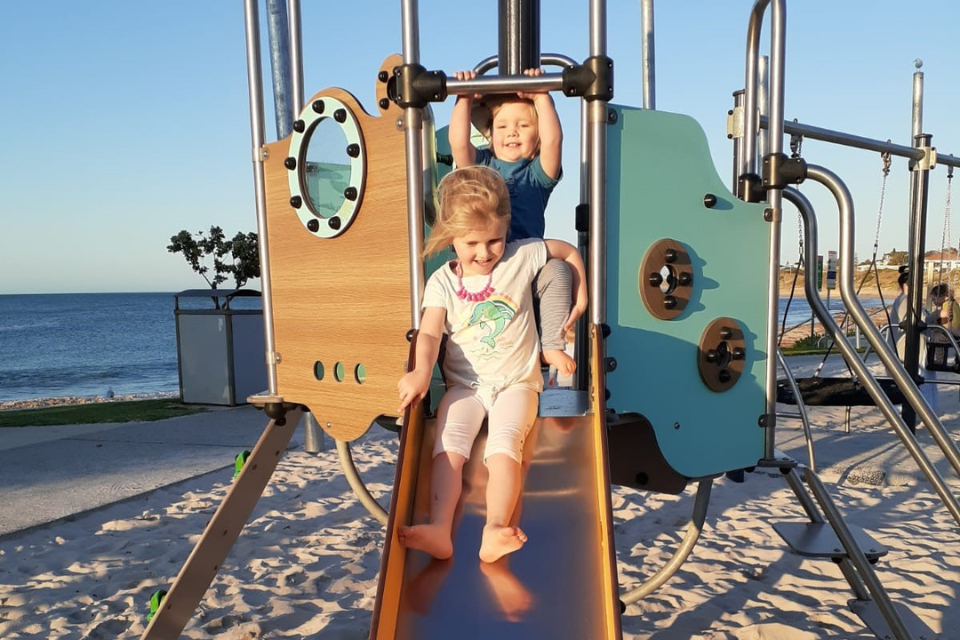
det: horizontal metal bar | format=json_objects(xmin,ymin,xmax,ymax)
[
  {"xmin": 760, "ymin": 115, "xmax": 924, "ymax": 161},
  {"xmin": 447, "ymin": 73, "xmax": 563, "ymax": 96},
  {"xmin": 940, "ymin": 154, "xmax": 960, "ymax": 169},
  {"xmin": 474, "ymin": 54, "xmax": 579, "ymax": 77}
]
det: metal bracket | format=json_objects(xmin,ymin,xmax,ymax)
[
  {"xmin": 561, "ymin": 55, "xmax": 614, "ymax": 101},
  {"xmin": 726, "ymin": 105, "xmax": 744, "ymax": 140},
  {"xmin": 762, "ymin": 152, "xmax": 807, "ymax": 189},
  {"xmin": 390, "ymin": 63, "xmax": 447, "ymax": 109},
  {"xmin": 910, "ymin": 146, "xmax": 937, "ymax": 171}
]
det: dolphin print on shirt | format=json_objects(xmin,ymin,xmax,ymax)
[{"xmin": 467, "ymin": 300, "xmax": 516, "ymax": 349}]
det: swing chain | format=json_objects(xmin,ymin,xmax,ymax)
[
  {"xmin": 945, "ymin": 164, "xmax": 954, "ymax": 291},
  {"xmin": 790, "ymin": 130, "xmax": 804, "ymax": 252},
  {"xmin": 874, "ymin": 151, "xmax": 891, "ymax": 253}
]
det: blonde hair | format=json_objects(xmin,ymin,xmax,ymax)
[{"xmin": 424, "ymin": 165, "xmax": 511, "ymax": 257}]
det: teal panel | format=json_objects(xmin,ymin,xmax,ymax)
[{"xmin": 605, "ymin": 106, "xmax": 770, "ymax": 478}]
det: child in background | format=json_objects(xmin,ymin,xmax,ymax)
[
  {"xmin": 397, "ymin": 166, "xmax": 587, "ymax": 563},
  {"xmin": 449, "ymin": 68, "xmax": 574, "ymax": 383},
  {"xmin": 930, "ymin": 283, "xmax": 960, "ymax": 338}
]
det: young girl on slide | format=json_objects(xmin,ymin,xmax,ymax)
[{"xmin": 397, "ymin": 165, "xmax": 587, "ymax": 563}]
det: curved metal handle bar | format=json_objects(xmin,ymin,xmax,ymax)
[
  {"xmin": 620, "ymin": 480, "xmax": 712, "ymax": 605},
  {"xmin": 336, "ymin": 438, "xmax": 388, "ymax": 525},
  {"xmin": 774, "ymin": 347, "xmax": 817, "ymax": 473},
  {"xmin": 796, "ymin": 169, "xmax": 960, "ymax": 528},
  {"xmin": 473, "ymin": 53, "xmax": 580, "ymax": 76},
  {"xmin": 814, "ymin": 164, "xmax": 960, "ymax": 480}
]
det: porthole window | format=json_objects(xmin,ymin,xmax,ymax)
[{"xmin": 287, "ymin": 96, "xmax": 365, "ymax": 238}]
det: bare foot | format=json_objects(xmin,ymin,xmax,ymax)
[
  {"xmin": 398, "ymin": 524, "xmax": 454, "ymax": 560},
  {"xmin": 542, "ymin": 349, "xmax": 575, "ymax": 379},
  {"xmin": 479, "ymin": 524, "xmax": 527, "ymax": 563},
  {"xmin": 480, "ymin": 560, "xmax": 534, "ymax": 622}
]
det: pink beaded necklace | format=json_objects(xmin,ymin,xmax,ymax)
[{"xmin": 455, "ymin": 261, "xmax": 495, "ymax": 302}]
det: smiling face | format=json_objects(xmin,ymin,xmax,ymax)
[
  {"xmin": 490, "ymin": 100, "xmax": 539, "ymax": 162},
  {"xmin": 452, "ymin": 218, "xmax": 509, "ymax": 277}
]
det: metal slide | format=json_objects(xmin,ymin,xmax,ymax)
[{"xmin": 370, "ymin": 332, "xmax": 622, "ymax": 640}]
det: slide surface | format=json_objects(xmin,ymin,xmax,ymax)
[{"xmin": 370, "ymin": 384, "xmax": 622, "ymax": 640}]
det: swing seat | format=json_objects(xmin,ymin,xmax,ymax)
[
  {"xmin": 926, "ymin": 342, "xmax": 960, "ymax": 373},
  {"xmin": 776, "ymin": 376, "xmax": 907, "ymax": 407}
]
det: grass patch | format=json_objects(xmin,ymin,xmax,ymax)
[{"xmin": 0, "ymin": 399, "xmax": 207, "ymax": 428}]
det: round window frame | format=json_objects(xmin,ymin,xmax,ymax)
[{"xmin": 287, "ymin": 96, "xmax": 365, "ymax": 238}]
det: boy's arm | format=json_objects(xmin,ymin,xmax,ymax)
[
  {"xmin": 521, "ymin": 68, "xmax": 562, "ymax": 180},
  {"xmin": 544, "ymin": 239, "xmax": 587, "ymax": 333},
  {"xmin": 449, "ymin": 71, "xmax": 478, "ymax": 167},
  {"xmin": 533, "ymin": 93, "xmax": 562, "ymax": 179},
  {"xmin": 398, "ymin": 306, "xmax": 446, "ymax": 412}
]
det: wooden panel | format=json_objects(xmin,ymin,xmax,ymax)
[{"xmin": 263, "ymin": 55, "xmax": 410, "ymax": 442}]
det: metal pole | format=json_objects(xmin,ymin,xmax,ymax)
[
  {"xmin": 265, "ymin": 0, "xmax": 293, "ymax": 139},
  {"xmin": 588, "ymin": 0, "xmax": 608, "ymax": 325},
  {"xmin": 902, "ymin": 62, "xmax": 925, "ymax": 431},
  {"xmin": 303, "ymin": 410, "xmax": 326, "ymax": 453},
  {"xmin": 575, "ymin": 97, "xmax": 590, "ymax": 391},
  {"xmin": 499, "ymin": 0, "xmax": 540, "ymax": 74},
  {"xmin": 401, "ymin": 0, "xmax": 426, "ymax": 330},
  {"xmin": 244, "ymin": 0, "xmax": 278, "ymax": 395},
  {"xmin": 730, "ymin": 90, "xmax": 745, "ymax": 193},
  {"xmin": 743, "ymin": 0, "xmax": 786, "ymax": 460},
  {"xmin": 758, "ymin": 54, "xmax": 768, "ymax": 161},
  {"xmin": 287, "ymin": 0, "xmax": 304, "ymax": 114},
  {"xmin": 912, "ymin": 59, "xmax": 924, "ymax": 139},
  {"xmin": 903, "ymin": 133, "xmax": 933, "ymax": 432},
  {"xmin": 640, "ymin": 0, "xmax": 655, "ymax": 110}
]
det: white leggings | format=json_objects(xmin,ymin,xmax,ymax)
[{"xmin": 433, "ymin": 385, "xmax": 539, "ymax": 464}]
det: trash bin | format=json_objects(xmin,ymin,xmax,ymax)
[{"xmin": 174, "ymin": 289, "xmax": 266, "ymax": 406}]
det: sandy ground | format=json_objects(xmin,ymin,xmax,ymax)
[{"xmin": 1, "ymin": 358, "xmax": 959, "ymax": 639}]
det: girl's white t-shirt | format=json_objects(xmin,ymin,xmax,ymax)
[{"xmin": 423, "ymin": 239, "xmax": 547, "ymax": 392}]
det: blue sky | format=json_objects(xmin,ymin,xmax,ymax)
[{"xmin": 2, "ymin": 1, "xmax": 958, "ymax": 294}]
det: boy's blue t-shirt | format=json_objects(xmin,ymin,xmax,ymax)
[{"xmin": 475, "ymin": 148, "xmax": 561, "ymax": 242}]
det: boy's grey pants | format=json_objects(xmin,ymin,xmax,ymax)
[{"xmin": 533, "ymin": 258, "xmax": 573, "ymax": 353}]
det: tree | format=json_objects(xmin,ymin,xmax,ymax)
[
  {"xmin": 883, "ymin": 249, "xmax": 908, "ymax": 266},
  {"xmin": 168, "ymin": 226, "xmax": 261, "ymax": 292}
]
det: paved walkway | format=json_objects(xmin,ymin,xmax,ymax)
[{"xmin": 0, "ymin": 406, "xmax": 307, "ymax": 538}]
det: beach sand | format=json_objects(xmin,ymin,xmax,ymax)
[{"xmin": 2, "ymin": 364, "xmax": 959, "ymax": 639}]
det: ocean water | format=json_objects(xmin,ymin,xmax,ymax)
[
  {"xmin": 0, "ymin": 292, "xmax": 260, "ymax": 403},
  {"xmin": 779, "ymin": 294, "xmax": 889, "ymax": 331},
  {"xmin": 0, "ymin": 291, "xmax": 887, "ymax": 403}
]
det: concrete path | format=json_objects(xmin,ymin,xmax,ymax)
[{"xmin": 0, "ymin": 406, "xmax": 307, "ymax": 538}]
